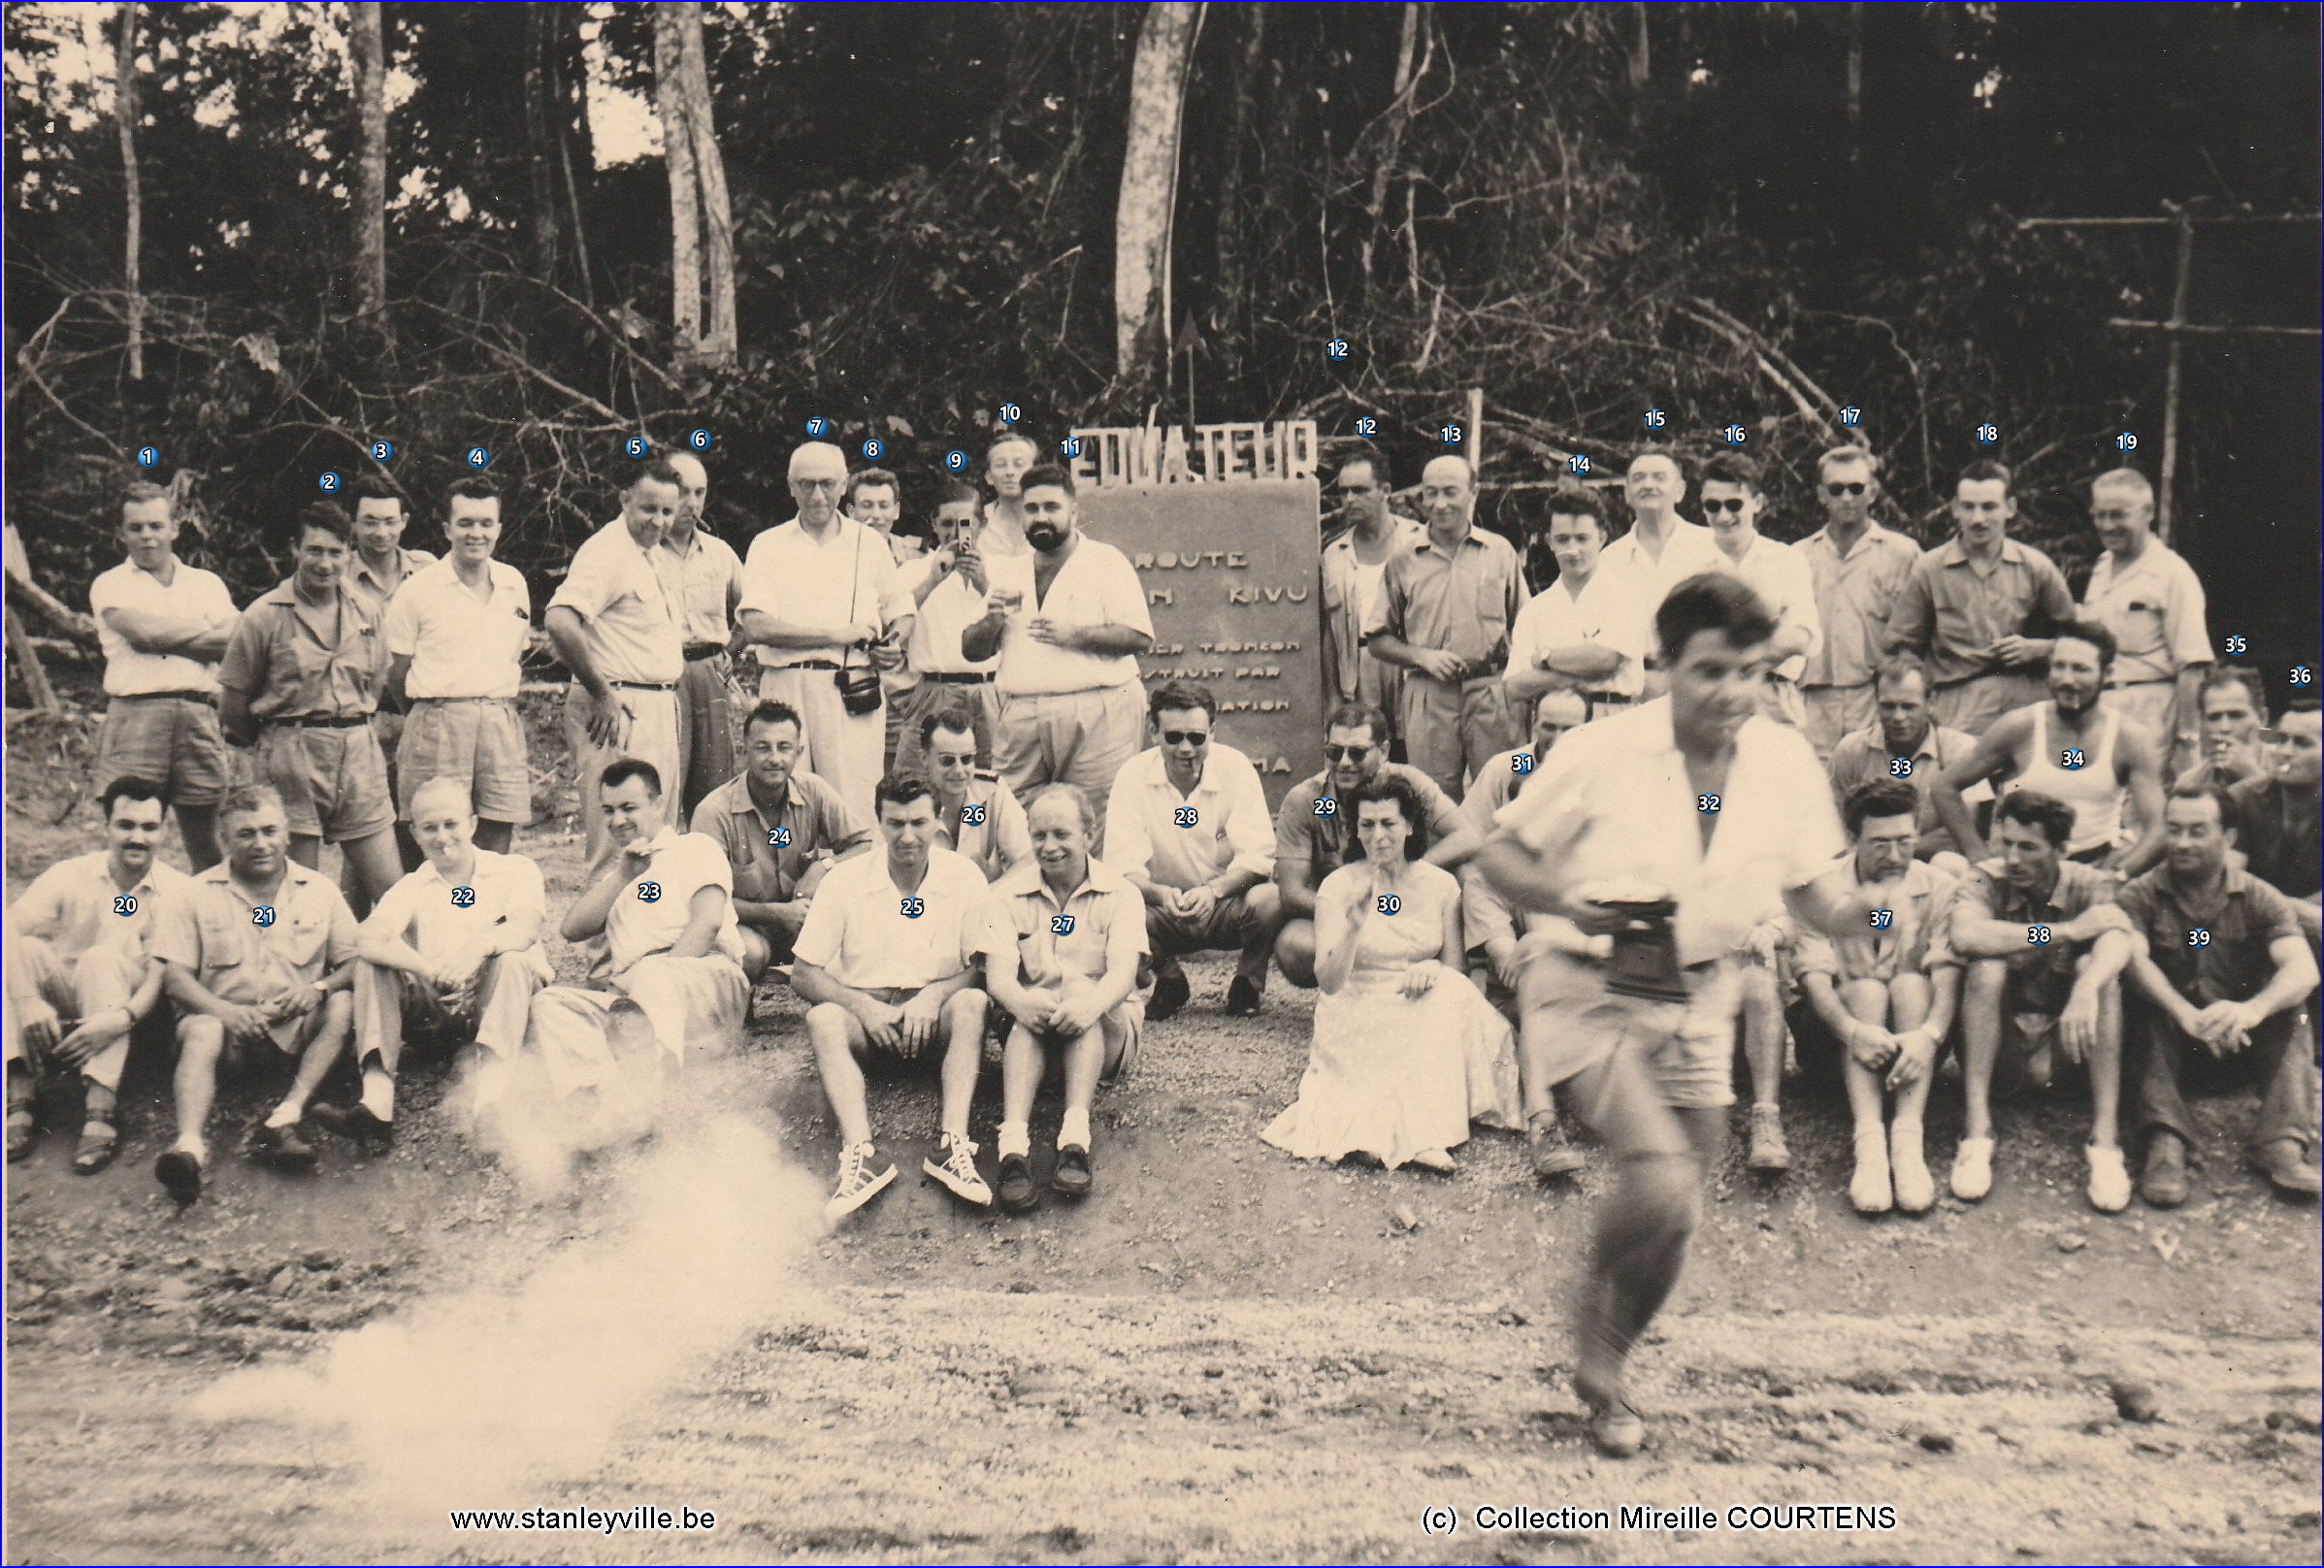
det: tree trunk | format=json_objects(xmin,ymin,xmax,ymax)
[
  {"xmin": 523, "ymin": 3, "xmax": 565, "ymax": 284},
  {"xmin": 115, "ymin": 3, "xmax": 143, "ymax": 380},
  {"xmin": 351, "ymin": 1, "xmax": 389, "ymax": 333},
  {"xmin": 1627, "ymin": 0, "xmax": 1651, "ymax": 88},
  {"xmin": 1114, "ymin": 0, "xmax": 1200, "ymax": 381},
  {"xmin": 654, "ymin": 4, "xmax": 703, "ymax": 354},
  {"xmin": 1358, "ymin": 2, "xmax": 1422, "ymax": 298},
  {"xmin": 674, "ymin": 2, "xmax": 736, "ymax": 366},
  {"xmin": 1846, "ymin": 0, "xmax": 1863, "ymax": 164},
  {"xmin": 1210, "ymin": 4, "xmax": 1265, "ymax": 384}
]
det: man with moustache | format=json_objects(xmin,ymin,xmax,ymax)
[
  {"xmin": 1797, "ymin": 445, "xmax": 1922, "ymax": 759},
  {"xmin": 344, "ymin": 478, "xmax": 435, "ymax": 868},
  {"xmin": 1366, "ymin": 454, "xmax": 1527, "ymax": 797},
  {"xmin": 219, "ymin": 502, "xmax": 404, "ymax": 919},
  {"xmin": 659, "ymin": 450, "xmax": 745, "ymax": 826},
  {"xmin": 1322, "ymin": 443, "xmax": 1427, "ymax": 750},
  {"xmin": 2183, "ymin": 667, "xmax": 2271, "ymax": 789},
  {"xmin": 88, "ymin": 479, "xmax": 239, "ymax": 869},
  {"xmin": 961, "ymin": 464, "xmax": 1154, "ymax": 838},
  {"xmin": 1500, "ymin": 485, "xmax": 1650, "ymax": 717},
  {"xmin": 738, "ymin": 441, "xmax": 916, "ymax": 827},
  {"xmin": 1934, "ymin": 622, "xmax": 2168, "ymax": 875},
  {"xmin": 4, "ymin": 777, "xmax": 189, "ymax": 1171},
  {"xmin": 1698, "ymin": 451, "xmax": 1821, "ymax": 730},
  {"xmin": 1885, "ymin": 459, "xmax": 2077, "ymax": 735},
  {"xmin": 1824, "ymin": 656, "xmax": 1984, "ymax": 861},
  {"xmin": 383, "ymin": 476, "xmax": 533, "ymax": 855},
  {"xmin": 547, "ymin": 462, "xmax": 689, "ymax": 865},
  {"xmin": 2079, "ymin": 469, "xmax": 2210, "ymax": 773},
  {"xmin": 893, "ymin": 479, "xmax": 1005, "ymax": 777}
]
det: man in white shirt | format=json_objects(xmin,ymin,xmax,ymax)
[
  {"xmin": 738, "ymin": 442, "xmax": 917, "ymax": 827},
  {"xmin": 545, "ymin": 463, "xmax": 688, "ymax": 865},
  {"xmin": 1699, "ymin": 451, "xmax": 1821, "ymax": 731},
  {"xmin": 320, "ymin": 777, "xmax": 552, "ymax": 1153},
  {"xmin": 661, "ymin": 451, "xmax": 746, "ymax": 826},
  {"xmin": 1104, "ymin": 682, "xmax": 1282, "ymax": 1021},
  {"xmin": 795, "ymin": 774, "xmax": 996, "ymax": 1222},
  {"xmin": 383, "ymin": 476, "xmax": 534, "ymax": 855},
  {"xmin": 979, "ymin": 432, "xmax": 1039, "ymax": 562},
  {"xmin": 87, "ymin": 481, "xmax": 239, "ymax": 869},
  {"xmin": 961, "ymin": 464, "xmax": 1155, "ymax": 840},
  {"xmin": 523, "ymin": 760, "xmax": 751, "ymax": 1119},
  {"xmin": 1797, "ymin": 445, "xmax": 1923, "ymax": 758},
  {"xmin": 1321, "ymin": 444, "xmax": 1427, "ymax": 750},
  {"xmin": 1501, "ymin": 485, "xmax": 1649, "ymax": 717},
  {"xmin": 893, "ymin": 480, "xmax": 1005, "ymax": 778},
  {"xmin": 1478, "ymin": 574, "xmax": 1868, "ymax": 1458},
  {"xmin": 5, "ymin": 776, "xmax": 188, "ymax": 1172},
  {"xmin": 1596, "ymin": 449, "xmax": 1726, "ymax": 692},
  {"xmin": 2080, "ymin": 468, "xmax": 2211, "ymax": 773}
]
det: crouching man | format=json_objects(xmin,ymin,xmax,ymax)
[
  {"xmin": 315, "ymin": 776, "xmax": 552, "ymax": 1153},
  {"xmin": 524, "ymin": 760, "xmax": 750, "ymax": 1120},
  {"xmin": 150, "ymin": 785, "xmax": 359, "ymax": 1205}
]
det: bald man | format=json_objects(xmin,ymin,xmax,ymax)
[
  {"xmin": 658, "ymin": 451, "xmax": 746, "ymax": 825},
  {"xmin": 737, "ymin": 443, "xmax": 917, "ymax": 826},
  {"xmin": 2079, "ymin": 469, "xmax": 2210, "ymax": 772},
  {"xmin": 1365, "ymin": 455, "xmax": 1527, "ymax": 797}
]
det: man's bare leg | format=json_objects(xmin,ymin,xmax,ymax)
[{"xmin": 1952, "ymin": 959, "xmax": 2008, "ymax": 1201}]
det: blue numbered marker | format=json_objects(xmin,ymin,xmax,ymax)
[
  {"xmin": 318, "ymin": 472, "xmax": 342, "ymax": 493},
  {"xmin": 946, "ymin": 450, "xmax": 967, "ymax": 473},
  {"xmin": 690, "ymin": 428, "xmax": 712, "ymax": 451},
  {"xmin": 371, "ymin": 440, "xmax": 396, "ymax": 463},
  {"xmin": 807, "ymin": 416, "xmax": 829, "ymax": 438},
  {"xmin": 466, "ymin": 445, "xmax": 490, "ymax": 470},
  {"xmin": 1976, "ymin": 423, "xmax": 1999, "ymax": 445},
  {"xmin": 863, "ymin": 438, "xmax": 884, "ymax": 461},
  {"xmin": 1644, "ymin": 409, "xmax": 1666, "ymax": 430},
  {"xmin": 137, "ymin": 446, "xmax": 159, "ymax": 468},
  {"xmin": 626, "ymin": 436, "xmax": 648, "ymax": 459}
]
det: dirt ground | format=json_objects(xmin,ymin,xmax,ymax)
[{"xmin": 5, "ymin": 699, "xmax": 2320, "ymax": 1565}]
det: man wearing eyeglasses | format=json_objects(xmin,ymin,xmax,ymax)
[
  {"xmin": 1103, "ymin": 682, "xmax": 1282, "ymax": 1019},
  {"xmin": 1321, "ymin": 444, "xmax": 1427, "ymax": 755},
  {"xmin": 1798, "ymin": 445, "xmax": 1922, "ymax": 760},
  {"xmin": 2079, "ymin": 469, "xmax": 2211, "ymax": 777}
]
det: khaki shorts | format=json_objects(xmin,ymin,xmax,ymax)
[
  {"xmin": 399, "ymin": 699, "xmax": 532, "ymax": 824},
  {"xmin": 1518, "ymin": 948, "xmax": 1741, "ymax": 1109},
  {"xmin": 259, "ymin": 724, "xmax": 395, "ymax": 842},
  {"xmin": 95, "ymin": 695, "xmax": 229, "ymax": 807}
]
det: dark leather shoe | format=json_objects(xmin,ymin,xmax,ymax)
[
  {"xmin": 1146, "ymin": 965, "xmax": 1192, "ymax": 1022},
  {"xmin": 1224, "ymin": 976, "xmax": 1263, "ymax": 1017},
  {"xmin": 997, "ymin": 1153, "xmax": 1040, "ymax": 1213},
  {"xmin": 1052, "ymin": 1144, "xmax": 1093, "ymax": 1196},
  {"xmin": 2252, "ymin": 1138, "xmax": 2323, "ymax": 1198},
  {"xmin": 2140, "ymin": 1132, "xmax": 2188, "ymax": 1208},
  {"xmin": 251, "ymin": 1120, "xmax": 319, "ymax": 1169},
  {"xmin": 154, "ymin": 1148, "xmax": 204, "ymax": 1206},
  {"xmin": 311, "ymin": 1101, "xmax": 395, "ymax": 1156}
]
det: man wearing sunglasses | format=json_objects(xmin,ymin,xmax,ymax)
[
  {"xmin": 1798, "ymin": 445, "xmax": 1922, "ymax": 760},
  {"xmin": 1103, "ymin": 682, "xmax": 1282, "ymax": 1019},
  {"xmin": 2079, "ymin": 469, "xmax": 2212, "ymax": 777}
]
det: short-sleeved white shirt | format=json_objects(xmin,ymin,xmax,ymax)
[
  {"xmin": 1503, "ymin": 569, "xmax": 1652, "ymax": 699},
  {"xmin": 5, "ymin": 851, "xmax": 191, "ymax": 965},
  {"xmin": 989, "ymin": 536, "xmax": 1154, "ymax": 697},
  {"xmin": 382, "ymin": 558, "xmax": 533, "ymax": 700},
  {"xmin": 88, "ymin": 559, "xmax": 239, "ymax": 696},
  {"xmin": 547, "ymin": 520, "xmax": 684, "ymax": 686},
  {"xmin": 1597, "ymin": 520, "xmax": 1726, "ymax": 625},
  {"xmin": 738, "ymin": 516, "xmax": 916, "ymax": 670},
  {"xmin": 362, "ymin": 848, "xmax": 546, "ymax": 971},
  {"xmin": 602, "ymin": 829, "xmax": 744, "ymax": 973},
  {"xmin": 790, "ymin": 844, "xmax": 991, "ymax": 991},
  {"xmin": 1496, "ymin": 698, "xmax": 1846, "ymax": 965},
  {"xmin": 1709, "ymin": 533, "xmax": 1822, "ymax": 682},
  {"xmin": 904, "ymin": 559, "xmax": 1000, "ymax": 675},
  {"xmin": 1102, "ymin": 743, "xmax": 1275, "ymax": 891},
  {"xmin": 2081, "ymin": 541, "xmax": 2211, "ymax": 688}
]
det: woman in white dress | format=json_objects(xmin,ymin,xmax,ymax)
[{"xmin": 1262, "ymin": 773, "xmax": 1522, "ymax": 1171}]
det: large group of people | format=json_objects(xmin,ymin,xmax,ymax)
[{"xmin": 6, "ymin": 431, "xmax": 2315, "ymax": 1460}]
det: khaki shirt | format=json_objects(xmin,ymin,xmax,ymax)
[
  {"xmin": 976, "ymin": 854, "xmax": 1148, "ymax": 991},
  {"xmin": 693, "ymin": 769, "xmax": 870, "ymax": 903},
  {"xmin": 345, "ymin": 546, "xmax": 437, "ymax": 617},
  {"xmin": 1366, "ymin": 526, "xmax": 1528, "ymax": 674},
  {"xmin": 2080, "ymin": 542, "xmax": 2210, "ymax": 689},
  {"xmin": 1885, "ymin": 538, "xmax": 2075, "ymax": 689},
  {"xmin": 6, "ymin": 851, "xmax": 192, "ymax": 966},
  {"xmin": 154, "ymin": 862, "xmax": 360, "ymax": 1002},
  {"xmin": 1320, "ymin": 517, "xmax": 1426, "ymax": 699},
  {"xmin": 218, "ymin": 580, "xmax": 386, "ymax": 721},
  {"xmin": 1798, "ymin": 522, "xmax": 1921, "ymax": 690},
  {"xmin": 659, "ymin": 527, "xmax": 746, "ymax": 646}
]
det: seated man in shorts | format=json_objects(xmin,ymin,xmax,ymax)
[
  {"xmin": 1946, "ymin": 790, "xmax": 2136, "ymax": 1210},
  {"xmin": 1788, "ymin": 780, "xmax": 1964, "ymax": 1214},
  {"xmin": 977, "ymin": 784, "xmax": 1147, "ymax": 1213},
  {"xmin": 795, "ymin": 773, "xmax": 997, "ymax": 1222},
  {"xmin": 150, "ymin": 785, "xmax": 360, "ymax": 1205},
  {"xmin": 692, "ymin": 700, "xmax": 870, "ymax": 977},
  {"xmin": 318, "ymin": 776, "xmax": 553, "ymax": 1153}
]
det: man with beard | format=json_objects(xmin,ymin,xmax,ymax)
[
  {"xmin": 1477, "ymin": 573, "xmax": 1868, "ymax": 1457},
  {"xmin": 4, "ymin": 777, "xmax": 188, "ymax": 1171},
  {"xmin": 961, "ymin": 465, "xmax": 1153, "ymax": 840},
  {"xmin": 1365, "ymin": 454, "xmax": 1527, "ymax": 797},
  {"xmin": 151, "ymin": 785, "xmax": 361, "ymax": 1205},
  {"xmin": 1321, "ymin": 443, "xmax": 1426, "ymax": 751},
  {"xmin": 2079, "ymin": 469, "xmax": 2210, "ymax": 773},
  {"xmin": 1500, "ymin": 485, "xmax": 1650, "ymax": 718},
  {"xmin": 659, "ymin": 450, "xmax": 745, "ymax": 826},
  {"xmin": 1825, "ymin": 656, "xmax": 1983, "ymax": 861},
  {"xmin": 1934, "ymin": 622, "xmax": 2167, "ymax": 874},
  {"xmin": 1797, "ymin": 445, "xmax": 1922, "ymax": 759},
  {"xmin": 546, "ymin": 463, "xmax": 688, "ymax": 866},
  {"xmin": 1271, "ymin": 702, "xmax": 1482, "ymax": 990},
  {"xmin": 219, "ymin": 503, "xmax": 404, "ymax": 920},
  {"xmin": 692, "ymin": 700, "xmax": 871, "ymax": 975}
]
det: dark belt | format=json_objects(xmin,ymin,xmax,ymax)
[
  {"xmin": 924, "ymin": 670, "xmax": 995, "ymax": 685},
  {"xmin": 274, "ymin": 713, "xmax": 370, "ymax": 730},
  {"xmin": 413, "ymin": 695, "xmax": 514, "ymax": 704},
  {"xmin": 773, "ymin": 661, "xmax": 841, "ymax": 672},
  {"xmin": 610, "ymin": 680, "xmax": 676, "ymax": 692},
  {"xmin": 682, "ymin": 642, "xmax": 726, "ymax": 663},
  {"xmin": 113, "ymin": 690, "xmax": 217, "ymax": 706},
  {"xmin": 1586, "ymin": 691, "xmax": 1635, "ymax": 709}
]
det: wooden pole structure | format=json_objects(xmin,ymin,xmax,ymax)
[{"xmin": 1465, "ymin": 386, "xmax": 1485, "ymax": 474}]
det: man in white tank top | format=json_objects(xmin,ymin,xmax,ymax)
[{"xmin": 1932, "ymin": 622, "xmax": 2167, "ymax": 875}]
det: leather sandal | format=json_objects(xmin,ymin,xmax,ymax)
[
  {"xmin": 5, "ymin": 1107, "xmax": 37, "ymax": 1162},
  {"xmin": 72, "ymin": 1121, "xmax": 119, "ymax": 1174}
]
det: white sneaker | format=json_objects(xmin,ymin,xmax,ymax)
[
  {"xmin": 1849, "ymin": 1127, "xmax": 1892, "ymax": 1215},
  {"xmin": 824, "ymin": 1140, "xmax": 897, "ymax": 1225},
  {"xmin": 1950, "ymin": 1136, "xmax": 1995, "ymax": 1202},
  {"xmin": 1889, "ymin": 1122, "xmax": 1935, "ymax": 1214},
  {"xmin": 923, "ymin": 1132, "xmax": 993, "ymax": 1207},
  {"xmin": 2085, "ymin": 1144, "xmax": 2131, "ymax": 1213}
]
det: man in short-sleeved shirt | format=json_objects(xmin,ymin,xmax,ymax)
[
  {"xmin": 1321, "ymin": 447, "xmax": 1428, "ymax": 749},
  {"xmin": 2080, "ymin": 469, "xmax": 2211, "ymax": 767},
  {"xmin": 1700, "ymin": 453, "xmax": 1821, "ymax": 731},
  {"xmin": 661, "ymin": 451, "xmax": 747, "ymax": 825},
  {"xmin": 1501, "ymin": 486, "xmax": 1649, "ymax": 715},
  {"xmin": 2228, "ymin": 706, "xmax": 2320, "ymax": 934},
  {"xmin": 893, "ymin": 483, "xmax": 1005, "ymax": 777},
  {"xmin": 1596, "ymin": 450, "xmax": 1727, "ymax": 637},
  {"xmin": 1797, "ymin": 446, "xmax": 1923, "ymax": 758},
  {"xmin": 694, "ymin": 699, "xmax": 870, "ymax": 974}
]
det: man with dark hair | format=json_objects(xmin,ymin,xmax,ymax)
[
  {"xmin": 1934, "ymin": 620, "xmax": 2167, "ymax": 874},
  {"xmin": 546, "ymin": 462, "xmax": 687, "ymax": 866},
  {"xmin": 842, "ymin": 465, "xmax": 920, "ymax": 768},
  {"xmin": 1789, "ymin": 779, "xmax": 1963, "ymax": 1214},
  {"xmin": 660, "ymin": 450, "xmax": 745, "ymax": 826},
  {"xmin": 1322, "ymin": 444, "xmax": 1426, "ymax": 750},
  {"xmin": 524, "ymin": 759, "xmax": 752, "ymax": 1118},
  {"xmin": 963, "ymin": 463, "xmax": 1154, "ymax": 838},
  {"xmin": 2184, "ymin": 666, "xmax": 2270, "ymax": 789},
  {"xmin": 1273, "ymin": 702, "xmax": 1483, "ymax": 989},
  {"xmin": 2117, "ymin": 782, "xmax": 2320, "ymax": 1202},
  {"xmin": 345, "ymin": 477, "xmax": 433, "ymax": 868},
  {"xmin": 980, "ymin": 431, "xmax": 1040, "ymax": 562},
  {"xmin": 1825, "ymin": 655, "xmax": 1983, "ymax": 861},
  {"xmin": 795, "ymin": 772, "xmax": 998, "ymax": 1221},
  {"xmin": 219, "ymin": 502, "xmax": 404, "ymax": 919},
  {"xmin": 1885, "ymin": 459, "xmax": 2077, "ymax": 735},
  {"xmin": 1105, "ymin": 681, "xmax": 1282, "ymax": 1019},
  {"xmin": 2080, "ymin": 469, "xmax": 2210, "ymax": 771},
  {"xmin": 1945, "ymin": 788, "xmax": 2136, "ymax": 1209},
  {"xmin": 688, "ymin": 700, "xmax": 870, "ymax": 978},
  {"xmin": 895, "ymin": 479, "xmax": 1004, "ymax": 776},
  {"xmin": 382, "ymin": 474, "xmax": 531, "ymax": 856},
  {"xmin": 1799, "ymin": 445, "xmax": 1922, "ymax": 758},
  {"xmin": 88, "ymin": 479, "xmax": 238, "ymax": 869},
  {"xmin": 5, "ymin": 777, "xmax": 189, "ymax": 1170},
  {"xmin": 1699, "ymin": 451, "xmax": 1820, "ymax": 731},
  {"xmin": 2227, "ymin": 702, "xmax": 2319, "ymax": 938},
  {"xmin": 920, "ymin": 703, "xmax": 1031, "ymax": 881},
  {"xmin": 1502, "ymin": 485, "xmax": 1650, "ymax": 717},
  {"xmin": 1478, "ymin": 572, "xmax": 1868, "ymax": 1456},
  {"xmin": 151, "ymin": 785, "xmax": 361, "ymax": 1204}
]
